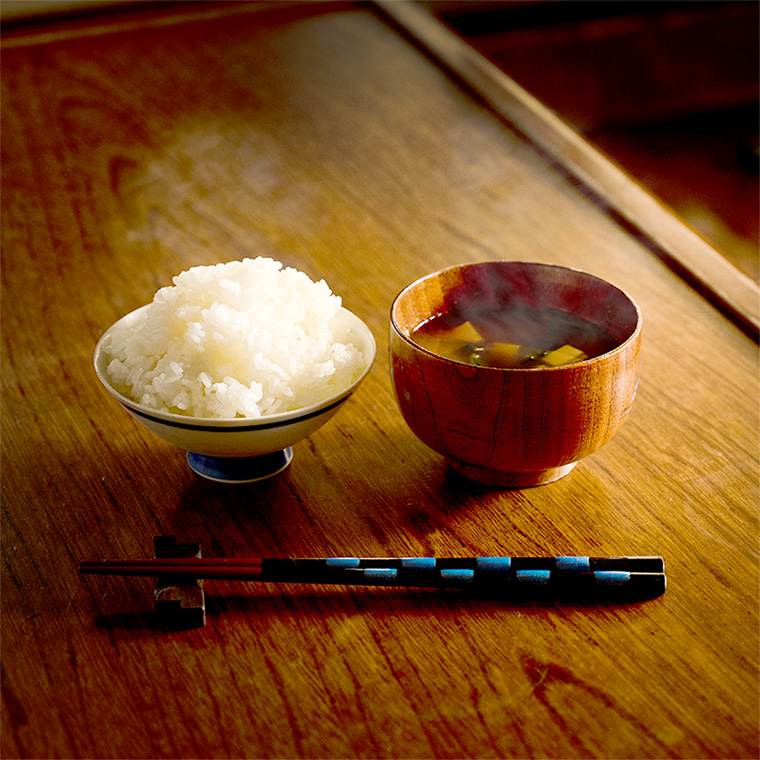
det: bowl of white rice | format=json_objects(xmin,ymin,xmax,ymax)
[{"xmin": 94, "ymin": 258, "xmax": 375, "ymax": 483}]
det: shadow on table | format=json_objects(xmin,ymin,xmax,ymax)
[{"xmin": 91, "ymin": 578, "xmax": 664, "ymax": 637}]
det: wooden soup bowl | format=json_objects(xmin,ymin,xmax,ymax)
[{"xmin": 390, "ymin": 262, "xmax": 641, "ymax": 487}]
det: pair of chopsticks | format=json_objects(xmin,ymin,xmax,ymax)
[{"xmin": 79, "ymin": 555, "xmax": 666, "ymax": 599}]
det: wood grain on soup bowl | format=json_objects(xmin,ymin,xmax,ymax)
[
  {"xmin": 390, "ymin": 261, "xmax": 641, "ymax": 487},
  {"xmin": 94, "ymin": 305, "xmax": 376, "ymax": 483}
]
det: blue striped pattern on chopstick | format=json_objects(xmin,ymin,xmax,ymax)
[{"xmin": 260, "ymin": 557, "xmax": 662, "ymax": 590}]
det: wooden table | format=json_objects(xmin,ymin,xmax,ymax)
[{"xmin": 2, "ymin": 2, "xmax": 758, "ymax": 758}]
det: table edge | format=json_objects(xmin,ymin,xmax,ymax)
[{"xmin": 372, "ymin": 0, "xmax": 759, "ymax": 341}]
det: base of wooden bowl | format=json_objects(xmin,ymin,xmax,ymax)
[{"xmin": 448, "ymin": 459, "xmax": 577, "ymax": 487}]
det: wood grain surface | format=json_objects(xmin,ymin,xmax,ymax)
[{"xmin": 2, "ymin": 2, "xmax": 758, "ymax": 758}]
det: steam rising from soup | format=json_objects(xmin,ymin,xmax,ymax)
[{"xmin": 411, "ymin": 306, "xmax": 618, "ymax": 369}]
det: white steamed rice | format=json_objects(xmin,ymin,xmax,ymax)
[{"xmin": 104, "ymin": 257, "xmax": 365, "ymax": 418}]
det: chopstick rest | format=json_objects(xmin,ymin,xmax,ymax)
[
  {"xmin": 153, "ymin": 536, "xmax": 206, "ymax": 629},
  {"xmin": 80, "ymin": 554, "xmax": 666, "ymax": 600}
]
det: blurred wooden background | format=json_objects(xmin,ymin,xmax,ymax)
[
  {"xmin": 5, "ymin": 0, "xmax": 757, "ymax": 279},
  {"xmin": 428, "ymin": 0, "xmax": 759, "ymax": 281}
]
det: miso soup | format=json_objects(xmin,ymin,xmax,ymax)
[{"xmin": 411, "ymin": 306, "xmax": 618, "ymax": 369}]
